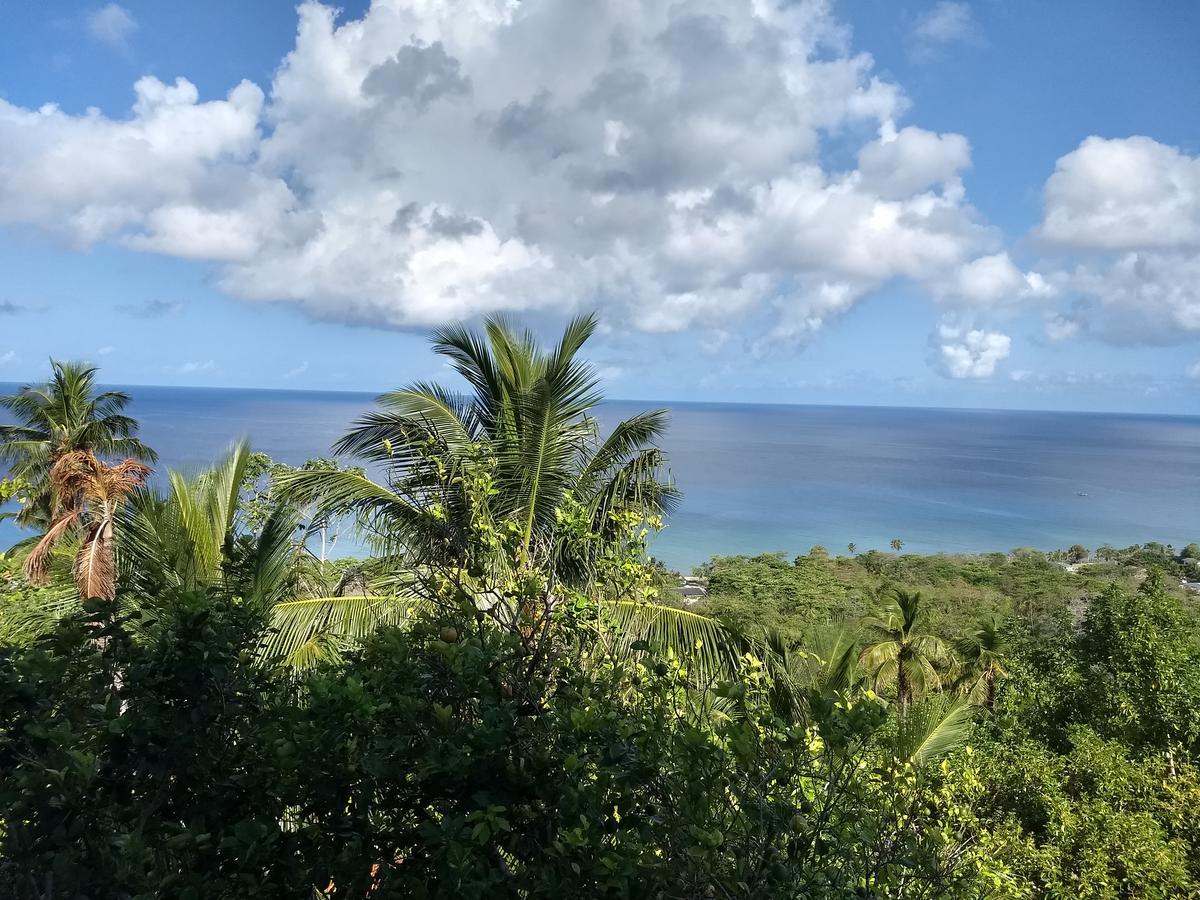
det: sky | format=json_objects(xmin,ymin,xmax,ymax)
[{"xmin": 0, "ymin": 0, "xmax": 1199, "ymax": 413}]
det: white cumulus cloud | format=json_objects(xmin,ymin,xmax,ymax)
[
  {"xmin": 1040, "ymin": 136, "xmax": 1200, "ymax": 250},
  {"xmin": 934, "ymin": 252, "xmax": 1053, "ymax": 307},
  {"xmin": 856, "ymin": 124, "xmax": 970, "ymax": 200},
  {"xmin": 935, "ymin": 321, "xmax": 1011, "ymax": 378},
  {"xmin": 0, "ymin": 76, "xmax": 267, "ymax": 249},
  {"xmin": 1038, "ymin": 136, "xmax": 1200, "ymax": 345},
  {"xmin": 0, "ymin": 0, "xmax": 1001, "ymax": 355}
]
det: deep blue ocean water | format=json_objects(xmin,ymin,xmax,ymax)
[{"xmin": 4, "ymin": 384, "xmax": 1199, "ymax": 572}]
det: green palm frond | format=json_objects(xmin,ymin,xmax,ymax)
[
  {"xmin": 120, "ymin": 442, "xmax": 304, "ymax": 605},
  {"xmin": 123, "ymin": 443, "xmax": 250, "ymax": 591},
  {"xmin": 431, "ymin": 321, "xmax": 505, "ymax": 409},
  {"xmin": 247, "ymin": 503, "xmax": 304, "ymax": 608},
  {"xmin": 261, "ymin": 594, "xmax": 420, "ymax": 668},
  {"xmin": 0, "ymin": 584, "xmax": 79, "ymax": 644},
  {"xmin": 892, "ymin": 695, "xmax": 976, "ymax": 766},
  {"xmin": 579, "ymin": 411, "xmax": 669, "ymax": 483},
  {"xmin": 256, "ymin": 592, "xmax": 745, "ymax": 681},
  {"xmin": 597, "ymin": 600, "xmax": 744, "ymax": 682},
  {"xmin": 795, "ymin": 623, "xmax": 862, "ymax": 696},
  {"xmin": 859, "ymin": 639, "xmax": 900, "ymax": 671}
]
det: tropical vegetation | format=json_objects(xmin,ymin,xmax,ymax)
[
  {"xmin": 0, "ymin": 361, "xmax": 156, "ymax": 528},
  {"xmin": 0, "ymin": 323, "xmax": 1198, "ymax": 898}
]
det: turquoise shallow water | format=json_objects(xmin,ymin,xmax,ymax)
[{"xmin": 3, "ymin": 385, "xmax": 1198, "ymax": 571}]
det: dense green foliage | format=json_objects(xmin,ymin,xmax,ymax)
[
  {"xmin": 960, "ymin": 580, "xmax": 1200, "ymax": 897},
  {"xmin": 2, "ymin": 331, "xmax": 1199, "ymax": 897},
  {"xmin": 694, "ymin": 549, "xmax": 1200, "ymax": 898},
  {"xmin": 1, "ymin": 589, "xmax": 993, "ymax": 899},
  {"xmin": 697, "ymin": 553, "xmax": 851, "ymax": 635}
]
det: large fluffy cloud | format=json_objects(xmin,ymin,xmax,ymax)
[
  {"xmin": 1, "ymin": 0, "xmax": 1009, "ymax": 354},
  {"xmin": 1040, "ymin": 136, "xmax": 1200, "ymax": 250},
  {"xmin": 0, "ymin": 76, "xmax": 269, "ymax": 250},
  {"xmin": 1038, "ymin": 135, "xmax": 1200, "ymax": 343}
]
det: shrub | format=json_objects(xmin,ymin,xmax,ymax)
[{"xmin": 0, "ymin": 590, "xmax": 986, "ymax": 899}]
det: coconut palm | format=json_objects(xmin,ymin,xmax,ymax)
[
  {"xmin": 267, "ymin": 316, "xmax": 745, "ymax": 669},
  {"xmin": 0, "ymin": 361, "xmax": 157, "ymax": 527},
  {"xmin": 954, "ymin": 617, "xmax": 1009, "ymax": 710},
  {"xmin": 120, "ymin": 441, "xmax": 301, "ymax": 609},
  {"xmin": 278, "ymin": 315, "xmax": 679, "ymax": 573},
  {"xmin": 24, "ymin": 451, "xmax": 151, "ymax": 601},
  {"xmin": 859, "ymin": 588, "xmax": 953, "ymax": 708},
  {"xmin": 282, "ymin": 315, "xmax": 676, "ymax": 567}
]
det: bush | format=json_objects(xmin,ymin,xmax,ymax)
[
  {"xmin": 0, "ymin": 590, "xmax": 986, "ymax": 899},
  {"xmin": 953, "ymin": 580, "xmax": 1200, "ymax": 897},
  {"xmin": 0, "ymin": 594, "xmax": 299, "ymax": 899},
  {"xmin": 962, "ymin": 729, "xmax": 1200, "ymax": 898}
]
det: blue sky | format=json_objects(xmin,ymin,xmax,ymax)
[{"xmin": 0, "ymin": 0, "xmax": 1198, "ymax": 413}]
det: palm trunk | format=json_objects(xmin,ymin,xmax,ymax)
[{"xmin": 896, "ymin": 663, "xmax": 910, "ymax": 709}]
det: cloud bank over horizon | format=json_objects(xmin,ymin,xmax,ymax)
[{"xmin": 0, "ymin": 0, "xmax": 1197, "ymax": 381}]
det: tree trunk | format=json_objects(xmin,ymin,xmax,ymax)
[{"xmin": 896, "ymin": 651, "xmax": 910, "ymax": 708}]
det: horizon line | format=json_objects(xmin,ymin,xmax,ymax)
[{"xmin": 0, "ymin": 378, "xmax": 1195, "ymax": 421}]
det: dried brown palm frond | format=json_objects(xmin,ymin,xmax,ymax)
[
  {"xmin": 23, "ymin": 509, "xmax": 82, "ymax": 584},
  {"xmin": 24, "ymin": 450, "xmax": 151, "ymax": 601}
]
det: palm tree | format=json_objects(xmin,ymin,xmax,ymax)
[
  {"xmin": 121, "ymin": 441, "xmax": 300, "ymax": 608},
  {"xmin": 847, "ymin": 542, "xmax": 857, "ymax": 555},
  {"xmin": 954, "ymin": 617, "xmax": 1008, "ymax": 710},
  {"xmin": 24, "ymin": 451, "xmax": 151, "ymax": 601},
  {"xmin": 889, "ymin": 538, "xmax": 904, "ymax": 553},
  {"xmin": 278, "ymin": 315, "xmax": 679, "ymax": 574},
  {"xmin": 283, "ymin": 315, "xmax": 675, "ymax": 567},
  {"xmin": 0, "ymin": 361, "xmax": 157, "ymax": 527},
  {"xmin": 270, "ymin": 315, "xmax": 734, "ymax": 668},
  {"xmin": 859, "ymin": 588, "xmax": 953, "ymax": 708}
]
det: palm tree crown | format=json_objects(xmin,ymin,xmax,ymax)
[
  {"xmin": 268, "ymin": 315, "xmax": 697, "ymax": 667},
  {"xmin": 859, "ymin": 588, "xmax": 953, "ymax": 708},
  {"xmin": 0, "ymin": 361, "xmax": 157, "ymax": 527},
  {"xmin": 24, "ymin": 451, "xmax": 151, "ymax": 601},
  {"xmin": 282, "ymin": 314, "xmax": 677, "ymax": 579},
  {"xmin": 121, "ymin": 441, "xmax": 299, "ymax": 608},
  {"xmin": 954, "ymin": 616, "xmax": 1009, "ymax": 709}
]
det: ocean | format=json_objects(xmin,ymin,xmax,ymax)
[{"xmin": 4, "ymin": 384, "xmax": 1199, "ymax": 571}]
